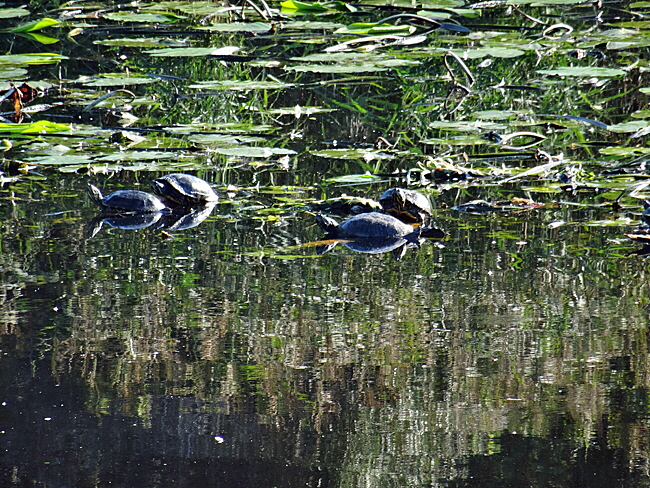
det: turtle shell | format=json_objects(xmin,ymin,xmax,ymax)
[
  {"xmin": 317, "ymin": 212, "xmax": 417, "ymax": 238},
  {"xmin": 151, "ymin": 173, "xmax": 218, "ymax": 205},
  {"xmin": 87, "ymin": 183, "xmax": 167, "ymax": 213},
  {"xmin": 379, "ymin": 188, "xmax": 432, "ymax": 224}
]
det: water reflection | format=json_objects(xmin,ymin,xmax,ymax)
[
  {"xmin": 2, "ymin": 176, "xmax": 650, "ymax": 487},
  {"xmin": 315, "ymin": 236, "xmax": 424, "ymax": 259},
  {"xmin": 87, "ymin": 203, "xmax": 217, "ymax": 237}
]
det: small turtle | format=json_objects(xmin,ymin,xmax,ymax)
[
  {"xmin": 379, "ymin": 188, "xmax": 432, "ymax": 224},
  {"xmin": 87, "ymin": 183, "xmax": 167, "ymax": 213},
  {"xmin": 311, "ymin": 195, "xmax": 381, "ymax": 216},
  {"xmin": 315, "ymin": 212, "xmax": 419, "ymax": 239},
  {"xmin": 151, "ymin": 173, "xmax": 218, "ymax": 205}
]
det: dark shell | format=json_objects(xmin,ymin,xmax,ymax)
[
  {"xmin": 87, "ymin": 183, "xmax": 167, "ymax": 213},
  {"xmin": 316, "ymin": 213, "xmax": 417, "ymax": 238},
  {"xmin": 379, "ymin": 188, "xmax": 432, "ymax": 223},
  {"xmin": 151, "ymin": 173, "xmax": 218, "ymax": 205},
  {"xmin": 311, "ymin": 195, "xmax": 381, "ymax": 216}
]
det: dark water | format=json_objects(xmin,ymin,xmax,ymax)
[
  {"xmin": 3, "ymin": 1, "xmax": 650, "ymax": 486},
  {"xmin": 2, "ymin": 174, "xmax": 649, "ymax": 487}
]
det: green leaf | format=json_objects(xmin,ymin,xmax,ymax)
[
  {"xmin": 0, "ymin": 120, "xmax": 70, "ymax": 134},
  {"xmin": 17, "ymin": 32, "xmax": 59, "ymax": 44},
  {"xmin": 325, "ymin": 173, "xmax": 381, "ymax": 184},
  {"xmin": 9, "ymin": 18, "xmax": 59, "ymax": 33},
  {"xmin": 607, "ymin": 120, "xmax": 649, "ymax": 133},
  {"xmin": 0, "ymin": 7, "xmax": 30, "ymax": 19},
  {"xmin": 537, "ymin": 67, "xmax": 626, "ymax": 77},
  {"xmin": 335, "ymin": 22, "xmax": 415, "ymax": 35},
  {"xmin": 281, "ymin": 0, "xmax": 356, "ymax": 12}
]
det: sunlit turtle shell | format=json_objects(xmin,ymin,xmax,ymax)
[
  {"xmin": 379, "ymin": 188, "xmax": 432, "ymax": 224},
  {"xmin": 87, "ymin": 183, "xmax": 167, "ymax": 213},
  {"xmin": 315, "ymin": 212, "xmax": 417, "ymax": 238},
  {"xmin": 151, "ymin": 173, "xmax": 218, "ymax": 205}
]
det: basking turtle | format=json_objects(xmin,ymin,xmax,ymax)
[
  {"xmin": 311, "ymin": 195, "xmax": 381, "ymax": 216},
  {"xmin": 87, "ymin": 183, "xmax": 167, "ymax": 213},
  {"xmin": 151, "ymin": 173, "xmax": 218, "ymax": 205},
  {"xmin": 379, "ymin": 188, "xmax": 432, "ymax": 224},
  {"xmin": 315, "ymin": 212, "xmax": 419, "ymax": 239}
]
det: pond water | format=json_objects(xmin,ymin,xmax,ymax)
[{"xmin": 2, "ymin": 1, "xmax": 650, "ymax": 487}]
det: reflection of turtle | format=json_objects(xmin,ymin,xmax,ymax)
[
  {"xmin": 157, "ymin": 203, "xmax": 216, "ymax": 232},
  {"xmin": 87, "ymin": 183, "xmax": 167, "ymax": 213},
  {"xmin": 151, "ymin": 173, "xmax": 218, "ymax": 205},
  {"xmin": 315, "ymin": 212, "xmax": 419, "ymax": 238},
  {"xmin": 316, "ymin": 236, "xmax": 423, "ymax": 260},
  {"xmin": 379, "ymin": 188, "xmax": 432, "ymax": 224},
  {"xmin": 87, "ymin": 212, "xmax": 164, "ymax": 238}
]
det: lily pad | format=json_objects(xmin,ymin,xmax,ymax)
[
  {"xmin": 537, "ymin": 67, "xmax": 626, "ymax": 78},
  {"xmin": 325, "ymin": 173, "xmax": 381, "ymax": 184},
  {"xmin": 189, "ymin": 80, "xmax": 293, "ymax": 90},
  {"xmin": 0, "ymin": 7, "xmax": 30, "ymax": 19},
  {"xmin": 102, "ymin": 12, "xmax": 178, "ymax": 23},
  {"xmin": 607, "ymin": 120, "xmax": 649, "ymax": 133},
  {"xmin": 145, "ymin": 47, "xmax": 239, "ymax": 57},
  {"xmin": 211, "ymin": 147, "xmax": 297, "ymax": 157}
]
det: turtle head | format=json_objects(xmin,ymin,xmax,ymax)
[
  {"xmin": 393, "ymin": 188, "xmax": 406, "ymax": 210},
  {"xmin": 86, "ymin": 183, "xmax": 104, "ymax": 206},
  {"xmin": 315, "ymin": 214, "xmax": 339, "ymax": 233},
  {"xmin": 150, "ymin": 179, "xmax": 167, "ymax": 197}
]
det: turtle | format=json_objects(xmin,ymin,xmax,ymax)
[
  {"xmin": 87, "ymin": 183, "xmax": 168, "ymax": 213},
  {"xmin": 151, "ymin": 173, "xmax": 218, "ymax": 205},
  {"xmin": 311, "ymin": 195, "xmax": 381, "ymax": 216},
  {"xmin": 315, "ymin": 212, "xmax": 420, "ymax": 239},
  {"xmin": 379, "ymin": 188, "xmax": 432, "ymax": 224}
]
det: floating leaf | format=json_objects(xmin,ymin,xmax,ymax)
[
  {"xmin": 325, "ymin": 173, "xmax": 381, "ymax": 184},
  {"xmin": 286, "ymin": 64, "xmax": 390, "ymax": 73},
  {"xmin": 607, "ymin": 120, "xmax": 649, "ymax": 133},
  {"xmin": 79, "ymin": 76, "xmax": 158, "ymax": 87},
  {"xmin": 212, "ymin": 147, "xmax": 297, "ymax": 157},
  {"xmin": 0, "ymin": 7, "xmax": 30, "ymax": 19},
  {"xmin": 537, "ymin": 67, "xmax": 626, "ymax": 77},
  {"xmin": 311, "ymin": 149, "xmax": 394, "ymax": 160},
  {"xmin": 196, "ymin": 22, "xmax": 272, "ymax": 32},
  {"xmin": 145, "ymin": 47, "xmax": 234, "ymax": 57},
  {"xmin": 189, "ymin": 80, "xmax": 293, "ymax": 90},
  {"xmin": 9, "ymin": 17, "xmax": 59, "ymax": 33},
  {"xmin": 599, "ymin": 147, "xmax": 650, "ymax": 156},
  {"xmin": 281, "ymin": 0, "xmax": 356, "ymax": 12},
  {"xmin": 0, "ymin": 53, "xmax": 67, "ymax": 66},
  {"xmin": 0, "ymin": 120, "xmax": 70, "ymax": 134},
  {"xmin": 102, "ymin": 12, "xmax": 178, "ymax": 23},
  {"xmin": 335, "ymin": 23, "xmax": 415, "ymax": 36},
  {"xmin": 18, "ymin": 32, "xmax": 59, "ymax": 44}
]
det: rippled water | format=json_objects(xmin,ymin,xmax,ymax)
[{"xmin": 2, "ymin": 171, "xmax": 649, "ymax": 487}]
